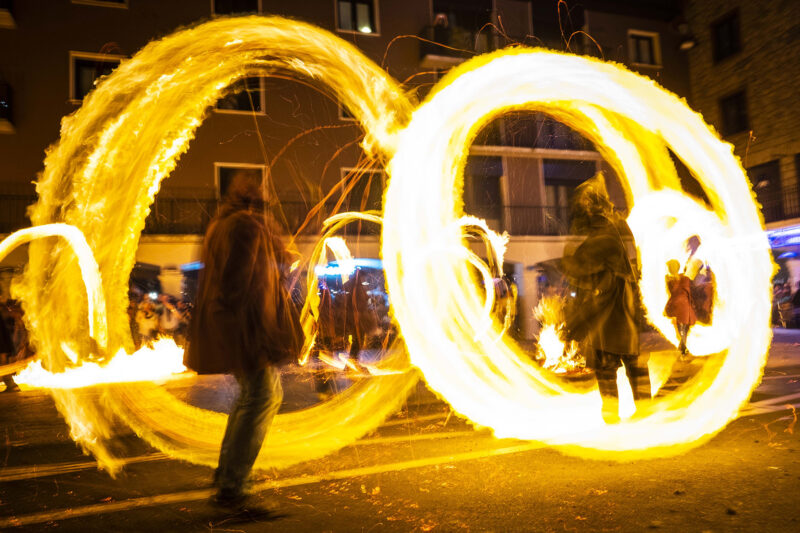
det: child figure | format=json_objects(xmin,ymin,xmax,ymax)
[{"xmin": 664, "ymin": 259, "xmax": 696, "ymax": 359}]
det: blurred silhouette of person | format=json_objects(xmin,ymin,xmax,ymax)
[
  {"xmin": 682, "ymin": 235, "xmax": 714, "ymax": 325},
  {"xmin": 0, "ymin": 301, "xmax": 19, "ymax": 392},
  {"xmin": 341, "ymin": 268, "xmax": 377, "ymax": 360},
  {"xmin": 664, "ymin": 259, "xmax": 696, "ymax": 360},
  {"xmin": 561, "ymin": 173, "xmax": 649, "ymax": 423},
  {"xmin": 135, "ymin": 295, "xmax": 159, "ymax": 345},
  {"xmin": 186, "ymin": 171, "xmax": 301, "ymax": 510}
]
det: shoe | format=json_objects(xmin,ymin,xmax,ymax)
[{"xmin": 209, "ymin": 489, "xmax": 248, "ymax": 511}]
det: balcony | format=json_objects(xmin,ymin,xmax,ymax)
[
  {"xmin": 0, "ymin": 195, "xmax": 356, "ymax": 236},
  {"xmin": 144, "ymin": 198, "xmax": 345, "ymax": 235},
  {"xmin": 760, "ymin": 184, "xmax": 800, "ymax": 224},
  {"xmin": 0, "ymin": 0, "xmax": 14, "ymax": 29},
  {"xmin": 419, "ymin": 24, "xmax": 493, "ymax": 69},
  {"xmin": 470, "ymin": 205, "xmax": 571, "ymax": 236},
  {"xmin": 2, "ymin": 185, "xmax": 797, "ymax": 238}
]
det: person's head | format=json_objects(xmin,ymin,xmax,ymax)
[
  {"xmin": 667, "ymin": 259, "xmax": 680, "ymax": 275},
  {"xmin": 686, "ymin": 235, "xmax": 701, "ymax": 255},
  {"xmin": 223, "ymin": 170, "xmax": 265, "ymax": 211},
  {"xmin": 570, "ymin": 172, "xmax": 616, "ymax": 233}
]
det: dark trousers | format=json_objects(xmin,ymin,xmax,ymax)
[
  {"xmin": 214, "ymin": 365, "xmax": 282, "ymax": 495},
  {"xmin": 676, "ymin": 323, "xmax": 690, "ymax": 354},
  {"xmin": 593, "ymin": 350, "xmax": 651, "ymax": 423}
]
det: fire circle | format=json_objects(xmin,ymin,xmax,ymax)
[{"xmin": 382, "ymin": 49, "xmax": 773, "ymax": 457}]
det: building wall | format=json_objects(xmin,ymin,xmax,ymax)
[
  {"xmin": 0, "ymin": 0, "xmax": 432, "ymax": 201},
  {"xmin": 684, "ymin": 0, "xmax": 800, "ymax": 189},
  {"xmin": 584, "ymin": 9, "xmax": 691, "ymax": 99}
]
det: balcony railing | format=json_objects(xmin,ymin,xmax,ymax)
[
  {"xmin": 419, "ymin": 24, "xmax": 493, "ymax": 67},
  {"xmin": 760, "ymin": 184, "xmax": 800, "ymax": 224},
  {"xmin": 469, "ymin": 205, "xmax": 571, "ymax": 236},
  {"xmin": 0, "ymin": 194, "xmax": 32, "ymax": 234},
  {"xmin": 2, "ymin": 186, "xmax": 799, "ymax": 237},
  {"xmin": 143, "ymin": 198, "xmax": 347, "ymax": 235},
  {"xmin": 0, "ymin": 195, "xmax": 367, "ymax": 236}
]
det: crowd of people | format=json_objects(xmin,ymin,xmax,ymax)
[
  {"xmin": 773, "ymin": 281, "xmax": 800, "ymax": 328},
  {"xmin": 127, "ymin": 290, "xmax": 192, "ymax": 348}
]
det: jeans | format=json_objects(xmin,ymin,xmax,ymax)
[
  {"xmin": 214, "ymin": 365, "xmax": 283, "ymax": 495},
  {"xmin": 593, "ymin": 350, "xmax": 651, "ymax": 423},
  {"xmin": 676, "ymin": 323, "xmax": 690, "ymax": 354}
]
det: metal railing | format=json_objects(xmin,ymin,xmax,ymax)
[
  {"xmin": 0, "ymin": 194, "xmax": 32, "ymax": 234},
  {"xmin": 2, "ymin": 187, "xmax": 799, "ymax": 237},
  {"xmin": 419, "ymin": 24, "xmax": 493, "ymax": 62},
  {"xmin": 467, "ymin": 205, "xmax": 571, "ymax": 236},
  {"xmin": 760, "ymin": 184, "xmax": 800, "ymax": 223}
]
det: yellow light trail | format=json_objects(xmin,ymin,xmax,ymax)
[
  {"xmin": 383, "ymin": 48, "xmax": 773, "ymax": 458},
  {"xmin": 15, "ymin": 16, "xmax": 417, "ymax": 474},
  {"xmin": 8, "ymin": 17, "xmax": 772, "ymax": 471}
]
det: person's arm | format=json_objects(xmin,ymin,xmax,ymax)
[{"xmin": 560, "ymin": 234, "xmax": 614, "ymax": 279}]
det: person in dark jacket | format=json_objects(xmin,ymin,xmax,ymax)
[
  {"xmin": 560, "ymin": 174, "xmax": 649, "ymax": 423},
  {"xmin": 185, "ymin": 172, "xmax": 297, "ymax": 509},
  {"xmin": 664, "ymin": 259, "xmax": 696, "ymax": 358}
]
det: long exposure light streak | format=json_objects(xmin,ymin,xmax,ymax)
[
  {"xmin": 383, "ymin": 48, "xmax": 773, "ymax": 458},
  {"xmin": 10, "ymin": 16, "xmax": 772, "ymax": 471},
  {"xmin": 16, "ymin": 16, "xmax": 417, "ymax": 473}
]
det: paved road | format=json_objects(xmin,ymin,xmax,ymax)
[{"xmin": 0, "ymin": 331, "xmax": 798, "ymax": 532}]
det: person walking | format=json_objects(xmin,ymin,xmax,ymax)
[
  {"xmin": 185, "ymin": 172, "xmax": 301, "ymax": 510},
  {"xmin": 561, "ymin": 174, "xmax": 649, "ymax": 424},
  {"xmin": 664, "ymin": 259, "xmax": 696, "ymax": 359}
]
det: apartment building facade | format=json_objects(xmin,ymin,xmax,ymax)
[
  {"xmin": 0, "ymin": 0, "xmax": 694, "ymax": 337},
  {"xmin": 682, "ymin": 0, "xmax": 800, "ymax": 284}
]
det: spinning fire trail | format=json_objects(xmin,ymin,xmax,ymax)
[{"xmin": 4, "ymin": 16, "xmax": 773, "ymax": 473}]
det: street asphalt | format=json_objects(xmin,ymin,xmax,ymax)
[{"xmin": 0, "ymin": 330, "xmax": 798, "ymax": 532}]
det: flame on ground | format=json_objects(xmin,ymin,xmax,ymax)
[
  {"xmin": 534, "ymin": 296, "xmax": 583, "ymax": 374},
  {"xmin": 15, "ymin": 338, "xmax": 188, "ymax": 390}
]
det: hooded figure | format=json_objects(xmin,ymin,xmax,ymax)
[
  {"xmin": 185, "ymin": 171, "xmax": 300, "ymax": 509},
  {"xmin": 560, "ymin": 174, "xmax": 649, "ymax": 423}
]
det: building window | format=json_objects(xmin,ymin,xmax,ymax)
[
  {"xmin": 337, "ymin": 0, "xmax": 377, "ymax": 35},
  {"xmin": 212, "ymin": 0, "xmax": 259, "ymax": 15},
  {"xmin": 215, "ymin": 77, "xmax": 264, "ymax": 114},
  {"xmin": 71, "ymin": 0, "xmax": 128, "ymax": 8},
  {"xmin": 215, "ymin": 164, "xmax": 266, "ymax": 199},
  {"xmin": 70, "ymin": 52, "xmax": 124, "ymax": 102},
  {"xmin": 627, "ymin": 30, "xmax": 661, "ymax": 67},
  {"xmin": 719, "ymin": 90, "xmax": 749, "ymax": 136},
  {"xmin": 711, "ymin": 10, "xmax": 741, "ymax": 63}
]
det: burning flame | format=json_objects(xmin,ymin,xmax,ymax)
[
  {"xmin": 383, "ymin": 48, "xmax": 773, "ymax": 457},
  {"xmin": 534, "ymin": 296, "xmax": 583, "ymax": 374},
  {"xmin": 15, "ymin": 338, "xmax": 188, "ymax": 390},
  {"xmin": 8, "ymin": 17, "xmax": 772, "ymax": 471}
]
